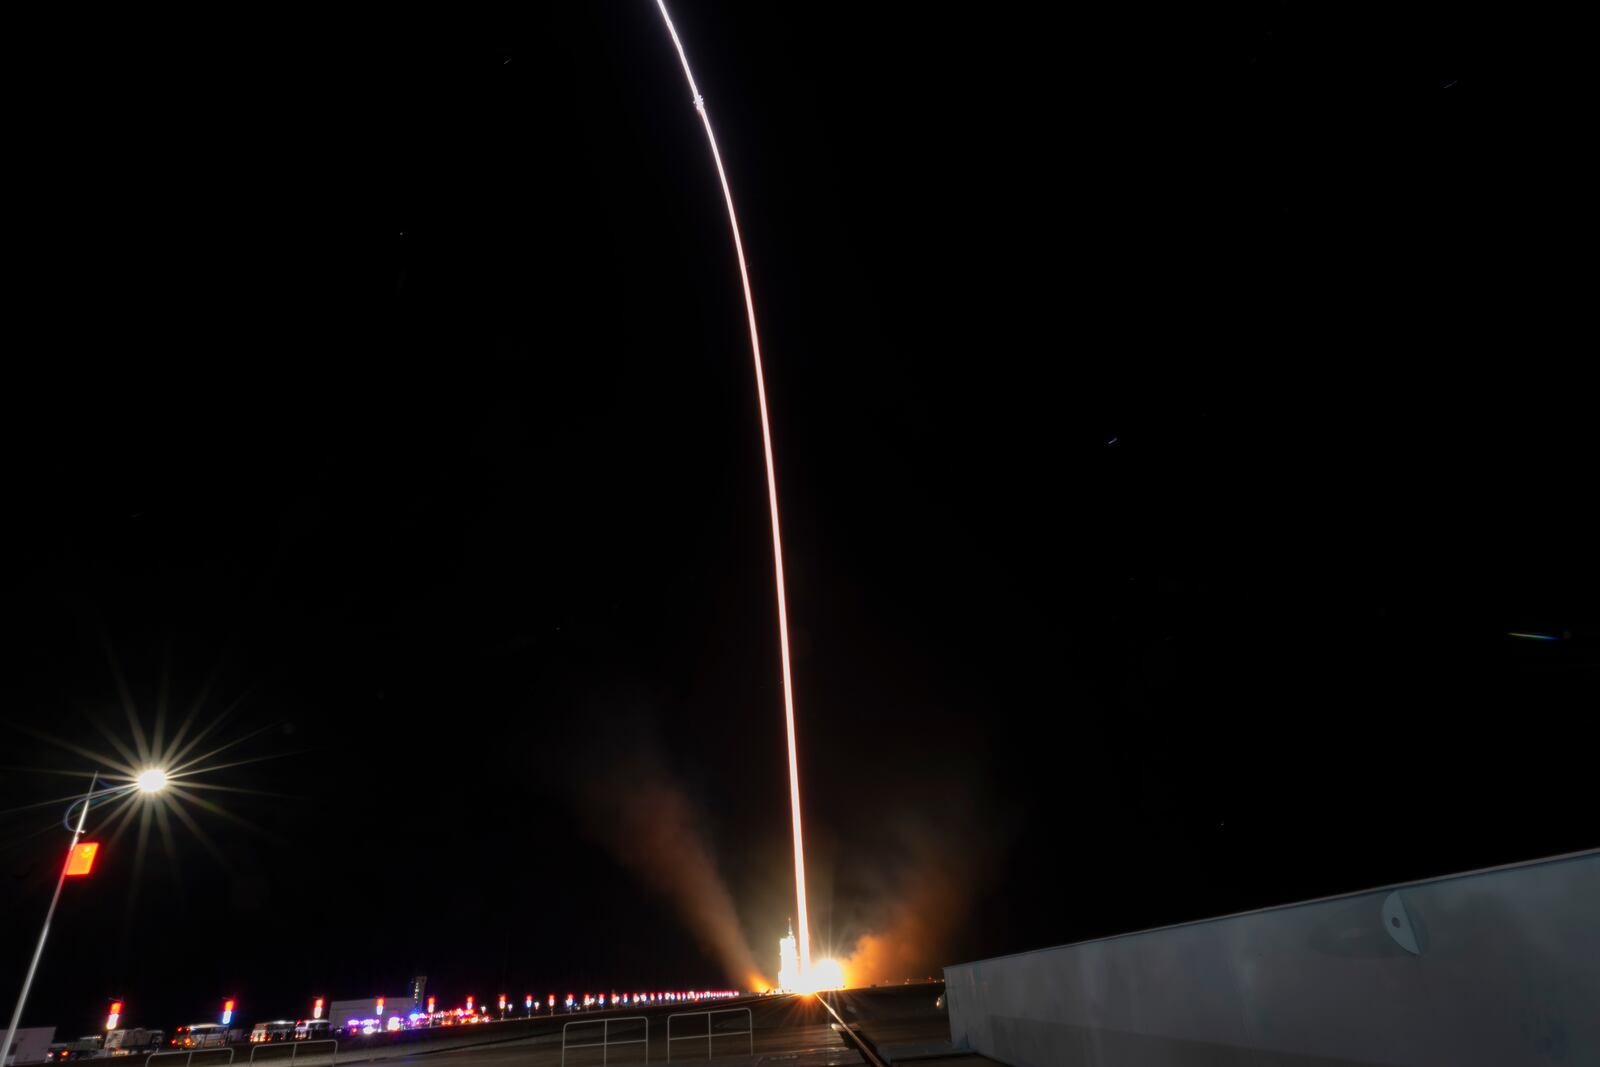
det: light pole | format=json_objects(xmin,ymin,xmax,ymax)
[{"xmin": 1, "ymin": 769, "xmax": 169, "ymax": 1067}]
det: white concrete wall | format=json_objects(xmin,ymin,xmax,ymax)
[
  {"xmin": 3, "ymin": 1027, "xmax": 55, "ymax": 1066},
  {"xmin": 945, "ymin": 850, "xmax": 1599, "ymax": 1066}
]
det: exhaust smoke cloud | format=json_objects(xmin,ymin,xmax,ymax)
[
  {"xmin": 577, "ymin": 736, "xmax": 770, "ymax": 991},
  {"xmin": 835, "ymin": 797, "xmax": 1004, "ymax": 987}
]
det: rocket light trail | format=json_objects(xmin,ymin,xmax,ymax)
[{"xmin": 651, "ymin": 0, "xmax": 813, "ymax": 977}]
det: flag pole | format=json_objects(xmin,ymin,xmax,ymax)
[{"xmin": 1, "ymin": 772, "xmax": 99, "ymax": 1066}]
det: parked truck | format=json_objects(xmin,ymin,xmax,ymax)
[
  {"xmin": 103, "ymin": 1031, "xmax": 164, "ymax": 1056},
  {"xmin": 168, "ymin": 1026, "xmax": 228, "ymax": 1050}
]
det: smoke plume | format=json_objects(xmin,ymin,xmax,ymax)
[
  {"xmin": 575, "ymin": 726, "xmax": 768, "ymax": 989},
  {"xmin": 835, "ymin": 788, "xmax": 1005, "ymax": 986}
]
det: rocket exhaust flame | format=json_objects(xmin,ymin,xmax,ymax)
[{"xmin": 652, "ymin": 0, "xmax": 813, "ymax": 975}]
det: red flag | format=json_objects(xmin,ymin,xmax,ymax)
[{"xmin": 65, "ymin": 842, "xmax": 99, "ymax": 876}]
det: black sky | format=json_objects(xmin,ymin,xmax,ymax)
[{"xmin": 3, "ymin": 1, "xmax": 1592, "ymax": 1039}]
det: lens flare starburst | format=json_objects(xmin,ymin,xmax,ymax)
[
  {"xmin": 3, "ymin": 660, "xmax": 287, "ymax": 897},
  {"xmin": 800, "ymin": 959, "xmax": 846, "ymax": 993}
]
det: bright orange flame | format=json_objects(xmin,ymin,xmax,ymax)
[
  {"xmin": 798, "ymin": 959, "xmax": 846, "ymax": 993},
  {"xmin": 842, "ymin": 931, "xmax": 930, "ymax": 989}
]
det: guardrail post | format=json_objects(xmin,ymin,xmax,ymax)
[
  {"xmin": 562, "ymin": 1015, "xmax": 647, "ymax": 1067},
  {"xmin": 664, "ymin": 1009, "xmax": 750, "ymax": 1065},
  {"xmin": 247, "ymin": 1038, "xmax": 336, "ymax": 1067}
]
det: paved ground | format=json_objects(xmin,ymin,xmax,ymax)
[
  {"xmin": 816, "ymin": 985, "xmax": 999, "ymax": 1067},
  {"xmin": 194, "ymin": 986, "xmax": 997, "ymax": 1067},
  {"xmin": 824, "ymin": 984, "xmax": 950, "ymax": 1050},
  {"xmin": 227, "ymin": 995, "xmax": 858, "ymax": 1067}
]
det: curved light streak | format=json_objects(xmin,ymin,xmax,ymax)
[{"xmin": 651, "ymin": 0, "xmax": 812, "ymax": 975}]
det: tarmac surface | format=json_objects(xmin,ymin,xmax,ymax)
[
  {"xmin": 814, "ymin": 985, "xmax": 998, "ymax": 1067},
  {"xmin": 155, "ymin": 984, "xmax": 994, "ymax": 1067}
]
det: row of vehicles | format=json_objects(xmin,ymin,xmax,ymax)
[
  {"xmin": 43, "ymin": 1030, "xmax": 166, "ymax": 1062},
  {"xmin": 246, "ymin": 1022, "xmax": 330, "ymax": 1044},
  {"xmin": 31, "ymin": 986, "xmax": 747, "ymax": 1064},
  {"xmin": 40, "ymin": 1020, "xmax": 331, "ymax": 1063}
]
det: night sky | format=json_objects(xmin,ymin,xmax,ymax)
[{"xmin": 4, "ymin": 1, "xmax": 1591, "ymax": 1040}]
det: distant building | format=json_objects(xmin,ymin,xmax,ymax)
[
  {"xmin": 328, "ymin": 996, "xmax": 416, "ymax": 1033},
  {"xmin": 3, "ymin": 1027, "xmax": 54, "ymax": 1066}
]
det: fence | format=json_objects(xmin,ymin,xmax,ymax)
[
  {"xmin": 561, "ymin": 1016, "xmax": 648, "ymax": 1067},
  {"xmin": 665, "ymin": 1009, "xmax": 752, "ymax": 1064},
  {"xmin": 247, "ymin": 1040, "xmax": 337, "ymax": 1067},
  {"xmin": 145, "ymin": 1050, "xmax": 235, "ymax": 1067}
]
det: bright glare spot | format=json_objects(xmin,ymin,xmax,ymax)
[
  {"xmin": 804, "ymin": 959, "xmax": 846, "ymax": 992},
  {"xmin": 776, "ymin": 926, "xmax": 846, "ymax": 992},
  {"xmin": 780, "ymin": 959, "xmax": 846, "ymax": 994},
  {"xmin": 136, "ymin": 768, "xmax": 169, "ymax": 794}
]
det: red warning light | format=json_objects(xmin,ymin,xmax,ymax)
[{"xmin": 65, "ymin": 842, "xmax": 99, "ymax": 876}]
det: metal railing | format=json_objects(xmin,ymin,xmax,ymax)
[
  {"xmin": 665, "ymin": 1008, "xmax": 752, "ymax": 1064},
  {"xmin": 814, "ymin": 995, "xmax": 884, "ymax": 1067},
  {"xmin": 561, "ymin": 1016, "xmax": 648, "ymax": 1067},
  {"xmin": 145, "ymin": 1049, "xmax": 236, "ymax": 1067},
  {"xmin": 247, "ymin": 1040, "xmax": 337, "ymax": 1067}
]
